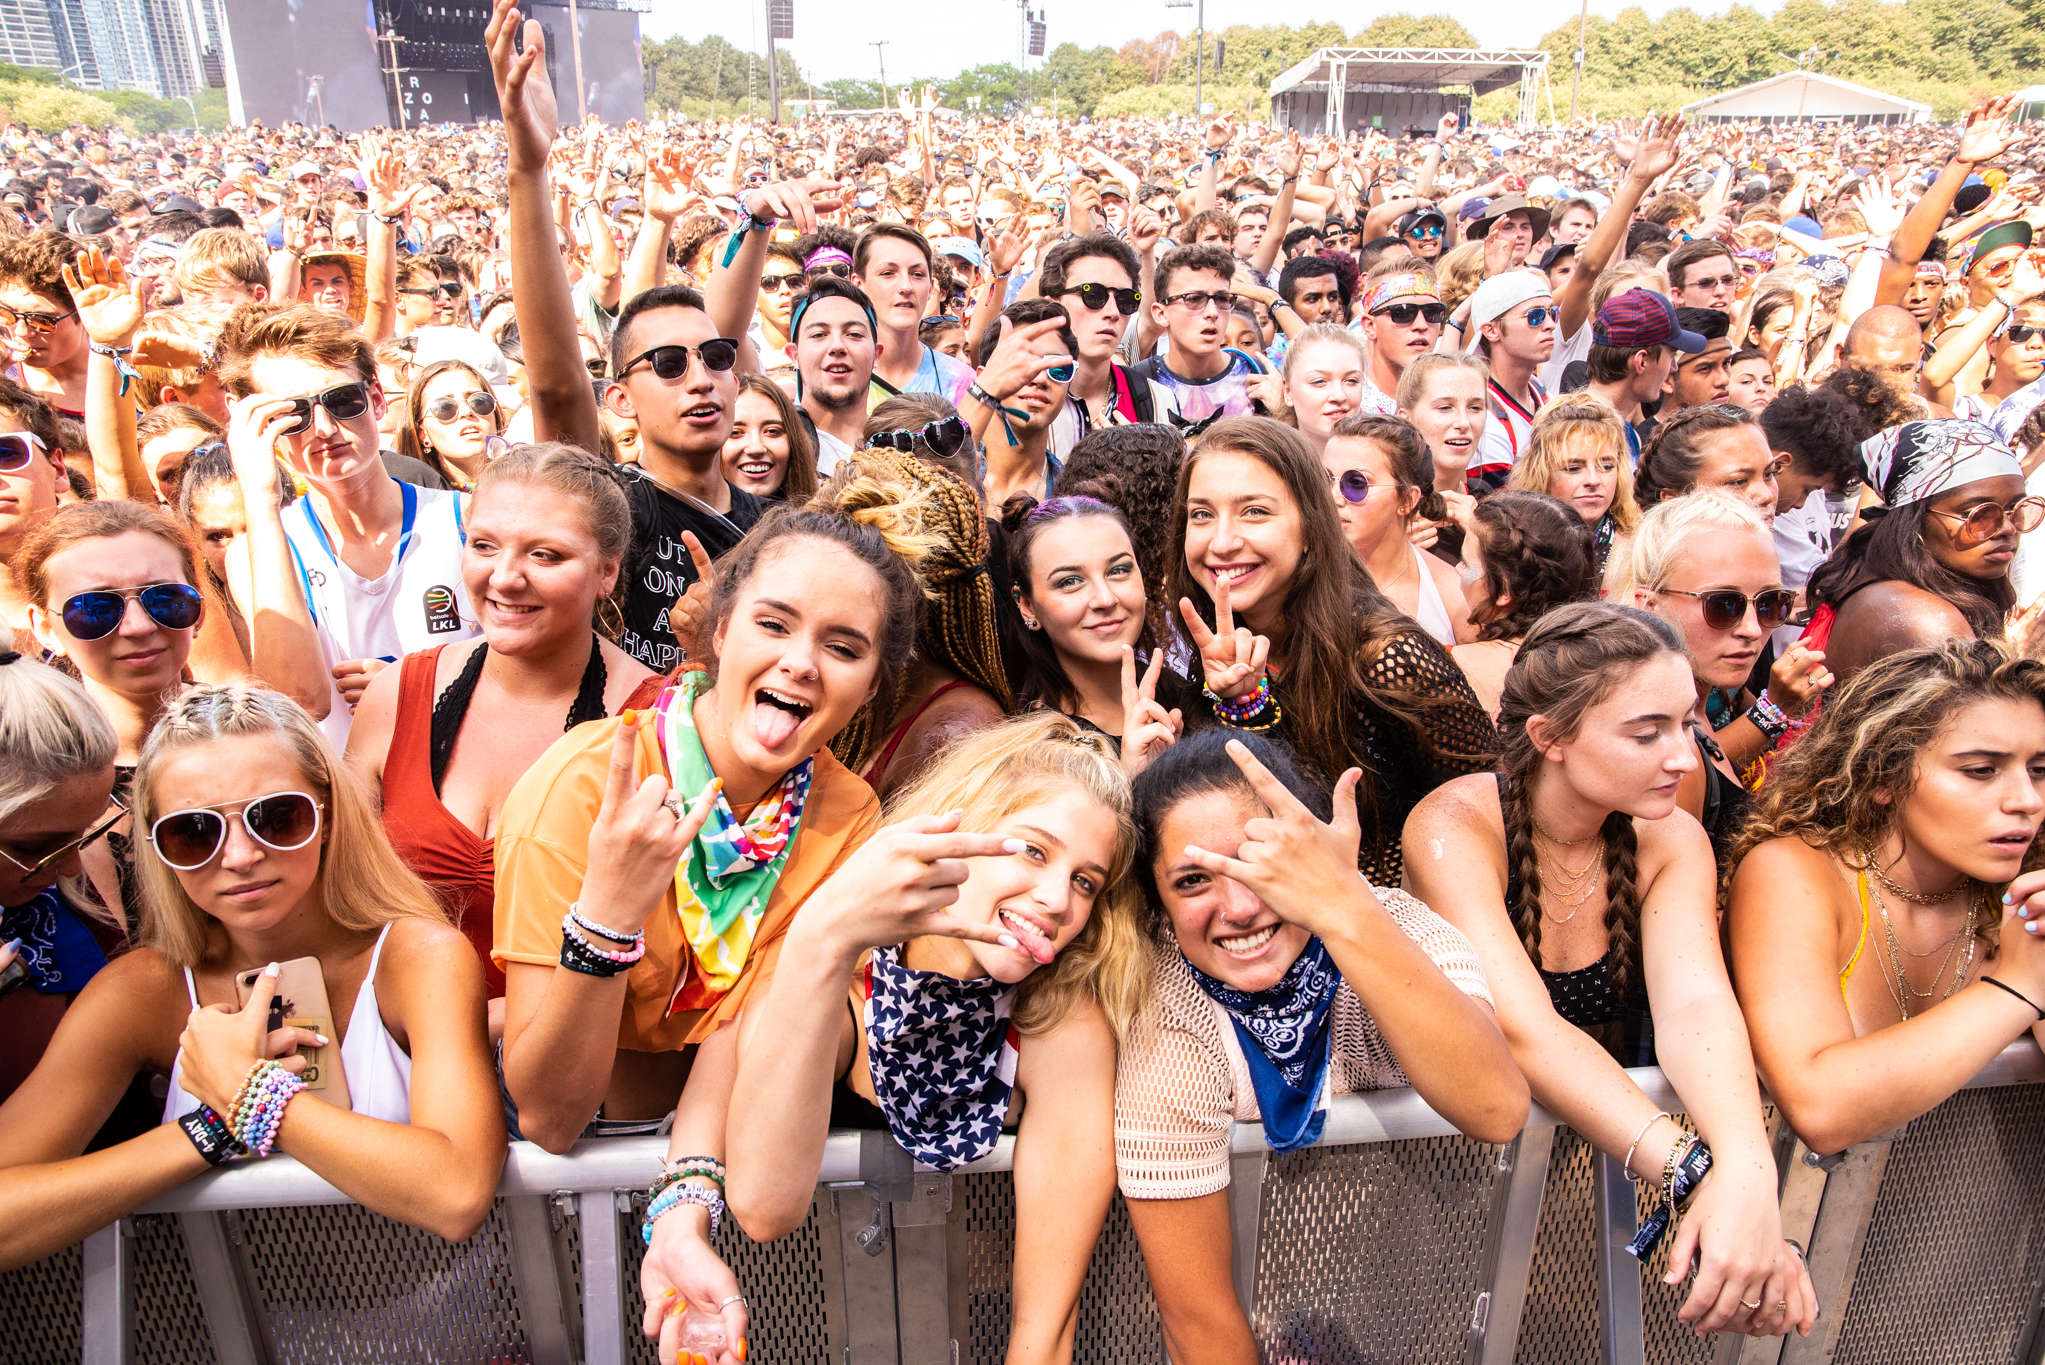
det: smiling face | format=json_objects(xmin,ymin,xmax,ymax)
[
  {"xmin": 1322, "ymin": 433, "xmax": 1416, "ymax": 563},
  {"xmin": 1636, "ymin": 526, "xmax": 1782, "ymax": 691},
  {"xmin": 853, "ymin": 236, "xmax": 933, "ymax": 335},
  {"xmin": 721, "ymin": 388, "xmax": 792, "ymax": 497},
  {"xmin": 31, "ymin": 530, "xmax": 198, "ymax": 700},
  {"xmin": 1152, "ymin": 787, "xmax": 1310, "ymax": 991},
  {"xmin": 462, "ymin": 479, "xmax": 616, "ymax": 657},
  {"xmin": 704, "ymin": 537, "xmax": 888, "ymax": 780},
  {"xmin": 789, "ymin": 296, "xmax": 876, "ymax": 415},
  {"xmin": 1184, "ymin": 449, "xmax": 1305, "ymax": 635},
  {"xmin": 1019, "ymin": 515, "xmax": 1146, "ymax": 668},
  {"xmin": 1890, "ymin": 696, "xmax": 2045, "ymax": 887},
  {"xmin": 1547, "ymin": 433, "xmax": 1619, "ymax": 523},
  {"xmin": 1402, "ymin": 366, "xmax": 1487, "ymax": 481},
  {"xmin": 949, "ymin": 787, "xmax": 1118, "ymax": 983},
  {"xmin": 1534, "ymin": 652, "xmax": 1702, "ymax": 821},
  {"xmin": 1284, "ymin": 338, "xmax": 1365, "ymax": 446},
  {"xmin": 302, "ymin": 261, "xmax": 352, "ymax": 315},
  {"xmin": 147, "ymin": 732, "xmax": 327, "ymax": 929}
]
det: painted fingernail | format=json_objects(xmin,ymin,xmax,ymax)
[
  {"xmin": 1, "ymin": 937, "xmax": 20, "ymax": 955},
  {"xmin": 265, "ymin": 961, "xmax": 281, "ymax": 977},
  {"xmin": 661, "ymin": 1288, "xmax": 678, "ymax": 1299},
  {"xmin": 671, "ymin": 1301, "xmax": 687, "ymax": 1317},
  {"xmin": 1001, "ymin": 838, "xmax": 1026, "ymax": 854},
  {"xmin": 998, "ymin": 934, "xmax": 1019, "ymax": 949},
  {"xmin": 737, "ymin": 1339, "xmax": 748, "ymax": 1362},
  {"xmin": 621, "ymin": 709, "xmax": 637, "ymax": 726},
  {"xmin": 315, "ymin": 1035, "xmax": 330, "ymax": 1045}
]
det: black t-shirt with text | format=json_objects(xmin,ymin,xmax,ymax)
[{"xmin": 617, "ymin": 465, "xmax": 764, "ymax": 673}]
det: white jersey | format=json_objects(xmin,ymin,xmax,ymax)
[{"xmin": 283, "ymin": 479, "xmax": 478, "ymax": 745}]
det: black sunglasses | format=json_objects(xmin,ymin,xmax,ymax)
[
  {"xmin": 399, "ymin": 282, "xmax": 464, "ymax": 299},
  {"xmin": 1332, "ymin": 469, "xmax": 1405, "ymax": 504},
  {"xmin": 424, "ymin": 390, "xmax": 498, "ymax": 422},
  {"xmin": 620, "ymin": 340, "xmax": 740, "ymax": 381},
  {"xmin": 281, "ymin": 381, "xmax": 372, "ymax": 436},
  {"xmin": 808, "ymin": 263, "xmax": 853, "ymax": 280},
  {"xmin": 0, "ymin": 429, "xmax": 48, "ymax": 473},
  {"xmin": 1064, "ymin": 282, "xmax": 1141, "ymax": 316},
  {"xmin": 1662, "ymin": 587, "xmax": 1796, "ymax": 632},
  {"xmin": 61, "ymin": 581, "xmax": 203, "ymax": 641},
  {"xmin": 760, "ymin": 273, "xmax": 803, "ymax": 293},
  {"xmin": 147, "ymin": 790, "xmax": 323, "ymax": 870},
  {"xmin": 867, "ymin": 416, "xmax": 967, "ymax": 459},
  {"xmin": 2008, "ymin": 324, "xmax": 2043, "ymax": 344},
  {"xmin": 1374, "ymin": 302, "xmax": 1446, "ymax": 326}
]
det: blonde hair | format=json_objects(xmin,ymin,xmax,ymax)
[
  {"xmin": 132, "ymin": 685, "xmax": 449, "ymax": 967},
  {"xmin": 1608, "ymin": 487, "xmax": 1770, "ymax": 604},
  {"xmin": 1510, "ymin": 393, "xmax": 1643, "ymax": 534},
  {"xmin": 172, "ymin": 228, "xmax": 269, "ymax": 298},
  {"xmin": 0, "ymin": 656, "xmax": 116, "ymax": 828},
  {"xmin": 1434, "ymin": 241, "xmax": 1486, "ymax": 314},
  {"xmin": 130, "ymin": 308, "xmax": 220, "ymax": 406},
  {"xmin": 882, "ymin": 711, "xmax": 1148, "ymax": 1041},
  {"xmin": 1395, "ymin": 350, "xmax": 1487, "ymax": 411},
  {"xmin": 1280, "ymin": 323, "xmax": 1365, "ymax": 383}
]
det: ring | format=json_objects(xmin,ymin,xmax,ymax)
[
  {"xmin": 1775, "ymin": 1302, "xmax": 1788, "ymax": 1313},
  {"xmin": 663, "ymin": 793, "xmax": 684, "ymax": 816},
  {"xmin": 1739, "ymin": 1299, "xmax": 1763, "ymax": 1310},
  {"xmin": 716, "ymin": 1294, "xmax": 746, "ymax": 1309}
]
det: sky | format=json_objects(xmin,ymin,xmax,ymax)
[{"xmin": 642, "ymin": 0, "xmax": 1793, "ymax": 86}]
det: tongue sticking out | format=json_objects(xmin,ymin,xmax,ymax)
[{"xmin": 753, "ymin": 698, "xmax": 805, "ymax": 750}]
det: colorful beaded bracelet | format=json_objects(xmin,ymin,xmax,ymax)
[
  {"xmin": 561, "ymin": 913, "xmax": 647, "ymax": 964},
  {"xmin": 643, "ymin": 1183, "xmax": 725, "ymax": 1243},
  {"xmin": 569, "ymin": 903, "xmax": 643, "ymax": 946},
  {"xmin": 228, "ymin": 1060, "xmax": 305, "ymax": 1159}
]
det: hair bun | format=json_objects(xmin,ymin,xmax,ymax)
[{"xmin": 999, "ymin": 491, "xmax": 1041, "ymax": 534}]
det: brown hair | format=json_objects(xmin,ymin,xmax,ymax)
[
  {"xmin": 0, "ymin": 232, "xmax": 79, "ymax": 308},
  {"xmin": 171, "ymin": 227, "xmax": 269, "ymax": 296},
  {"xmin": 1465, "ymin": 491, "xmax": 1597, "ymax": 641},
  {"xmin": 1327, "ymin": 413, "xmax": 1445, "ymax": 525},
  {"xmin": 471, "ymin": 442, "xmax": 633, "ymax": 635},
  {"xmin": 1496, "ymin": 602, "xmax": 1688, "ymax": 997},
  {"xmin": 0, "ymin": 373, "xmax": 63, "ymax": 456},
  {"xmin": 19, "ymin": 499, "xmax": 200, "ymax": 608},
  {"xmin": 734, "ymin": 371, "xmax": 817, "ymax": 504},
  {"xmin": 1510, "ymin": 392, "xmax": 1642, "ymax": 534},
  {"xmin": 216, "ymin": 302, "xmax": 375, "ymax": 397},
  {"xmin": 396, "ymin": 358, "xmax": 504, "ymax": 483},
  {"xmin": 1634, "ymin": 402, "xmax": 1760, "ymax": 506}
]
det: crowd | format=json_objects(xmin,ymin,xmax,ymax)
[{"xmin": 3, "ymin": 2, "xmax": 2045, "ymax": 1358}]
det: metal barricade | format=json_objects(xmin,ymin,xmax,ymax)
[{"xmin": 6, "ymin": 1043, "xmax": 2043, "ymax": 1365}]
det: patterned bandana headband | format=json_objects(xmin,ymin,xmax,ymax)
[
  {"xmin": 1859, "ymin": 419, "xmax": 2023, "ymax": 508},
  {"xmin": 803, "ymin": 245, "xmax": 854, "ymax": 273},
  {"xmin": 1362, "ymin": 273, "xmax": 1439, "ymax": 316}
]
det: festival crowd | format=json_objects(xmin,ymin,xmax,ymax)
[{"xmin": 4, "ymin": 4, "xmax": 2045, "ymax": 1359}]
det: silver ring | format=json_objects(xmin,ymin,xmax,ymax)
[
  {"xmin": 716, "ymin": 1293, "xmax": 746, "ymax": 1309},
  {"xmin": 663, "ymin": 793, "xmax": 684, "ymax": 816}
]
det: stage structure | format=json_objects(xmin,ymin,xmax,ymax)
[{"xmin": 1268, "ymin": 47, "xmax": 1550, "ymax": 135}]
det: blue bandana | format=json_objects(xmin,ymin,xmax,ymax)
[
  {"xmin": 1187, "ymin": 935, "xmax": 1341, "ymax": 1152},
  {"xmin": 863, "ymin": 945, "xmax": 1018, "ymax": 1169},
  {"xmin": 1, "ymin": 888, "xmax": 108, "ymax": 995}
]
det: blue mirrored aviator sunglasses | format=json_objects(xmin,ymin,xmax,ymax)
[{"xmin": 60, "ymin": 582, "xmax": 203, "ymax": 641}]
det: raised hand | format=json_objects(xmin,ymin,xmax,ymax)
[
  {"xmin": 1204, "ymin": 114, "xmax": 1235, "ymax": 153},
  {"xmin": 972, "ymin": 313, "xmax": 1072, "ymax": 402},
  {"xmin": 668, "ymin": 531, "xmax": 717, "ymax": 664},
  {"xmin": 1850, "ymin": 174, "xmax": 1902, "ymax": 239},
  {"xmin": 579, "ymin": 713, "xmax": 721, "ymax": 938},
  {"xmin": 1178, "ymin": 574, "xmax": 1269, "ymax": 702},
  {"xmin": 1275, "ymin": 129, "xmax": 1303, "ymax": 181},
  {"xmin": 361, "ymin": 145, "xmax": 413, "ymax": 220},
  {"xmin": 62, "ymin": 247, "xmax": 143, "ymax": 346},
  {"xmin": 1958, "ymin": 95, "xmax": 2024, "ymax": 166},
  {"xmin": 485, "ymin": 0, "xmax": 559, "ymax": 175},
  {"xmin": 800, "ymin": 813, "xmax": 1035, "ymax": 966},
  {"xmin": 1765, "ymin": 643, "xmax": 1833, "ymax": 719},
  {"xmin": 742, "ymin": 175, "xmax": 845, "ymax": 236},
  {"xmin": 1180, "ymin": 740, "xmax": 1367, "ymax": 939},
  {"xmin": 1436, "ymin": 111, "xmax": 1459, "ymax": 142},
  {"xmin": 1118, "ymin": 646, "xmax": 1183, "ymax": 779},
  {"xmin": 644, "ymin": 143, "xmax": 702, "ymax": 223},
  {"xmin": 1627, "ymin": 111, "xmax": 1686, "ymax": 186},
  {"xmin": 1125, "ymin": 205, "xmax": 1165, "ymax": 257}
]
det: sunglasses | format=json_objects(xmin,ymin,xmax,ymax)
[
  {"xmin": 60, "ymin": 581, "xmax": 204, "ymax": 640},
  {"xmin": 147, "ymin": 790, "xmax": 323, "ymax": 871},
  {"xmin": 1687, "ymin": 273, "xmax": 1740, "ymax": 292},
  {"xmin": 1374, "ymin": 302, "xmax": 1446, "ymax": 326},
  {"xmin": 280, "ymin": 381, "xmax": 372, "ymax": 436},
  {"xmin": 1512, "ymin": 307, "xmax": 1557, "ymax": 328},
  {"xmin": 620, "ymin": 340, "xmax": 740, "ymax": 380},
  {"xmin": 807, "ymin": 262, "xmax": 853, "ymax": 280},
  {"xmin": 424, "ymin": 390, "xmax": 498, "ymax": 423},
  {"xmin": 1165, "ymin": 290, "xmax": 1236, "ymax": 313},
  {"xmin": 1331, "ymin": 469, "xmax": 1406, "ymax": 504},
  {"xmin": 867, "ymin": 416, "xmax": 968, "ymax": 459},
  {"xmin": 0, "ymin": 429, "xmax": 48, "ymax": 474},
  {"xmin": 1929, "ymin": 496, "xmax": 2045, "ymax": 546},
  {"xmin": 1406, "ymin": 224, "xmax": 1444, "ymax": 240},
  {"xmin": 1064, "ymin": 282, "xmax": 1141, "ymax": 316},
  {"xmin": 2008, "ymin": 325, "xmax": 2043, "ymax": 344},
  {"xmin": 0, "ymin": 304, "xmax": 75, "ymax": 335},
  {"xmin": 1662, "ymin": 587, "xmax": 1797, "ymax": 631},
  {"xmin": 0, "ymin": 794, "xmax": 126, "ymax": 879},
  {"xmin": 399, "ymin": 283, "xmax": 464, "ymax": 299},
  {"xmin": 922, "ymin": 313, "xmax": 963, "ymax": 327},
  {"xmin": 760, "ymin": 273, "xmax": 803, "ymax": 293}
]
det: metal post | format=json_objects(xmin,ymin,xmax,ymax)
[
  {"xmin": 176, "ymin": 1214, "xmax": 266, "ymax": 1365},
  {"xmin": 1568, "ymin": 0, "xmax": 1588, "ymax": 123},
  {"xmin": 579, "ymin": 1192, "xmax": 625, "ymax": 1365},
  {"xmin": 567, "ymin": 0, "xmax": 585, "ymax": 121},
  {"xmin": 871, "ymin": 41, "xmax": 888, "ymax": 109},
  {"xmin": 1226, "ymin": 1150, "xmax": 1267, "ymax": 1324},
  {"xmin": 80, "ymin": 1220, "xmax": 133, "ymax": 1365},
  {"xmin": 1593, "ymin": 1152, "xmax": 1645, "ymax": 1365},
  {"xmin": 765, "ymin": 9, "xmax": 780, "ymax": 124},
  {"xmin": 1193, "ymin": 0, "xmax": 1203, "ymax": 115},
  {"xmin": 1476, "ymin": 1127, "xmax": 1557, "ymax": 1365}
]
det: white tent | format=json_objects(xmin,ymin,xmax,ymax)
[
  {"xmin": 1680, "ymin": 71, "xmax": 1930, "ymax": 124},
  {"xmin": 2018, "ymin": 84, "xmax": 2045, "ymax": 121}
]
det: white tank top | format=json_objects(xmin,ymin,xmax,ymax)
[
  {"xmin": 161, "ymin": 923, "xmax": 413, "ymax": 1128},
  {"xmin": 281, "ymin": 479, "xmax": 478, "ymax": 747},
  {"xmin": 1410, "ymin": 544, "xmax": 1457, "ymax": 649}
]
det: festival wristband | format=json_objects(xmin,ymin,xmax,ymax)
[
  {"xmin": 180, "ymin": 1105, "xmax": 246, "ymax": 1166},
  {"xmin": 1745, "ymin": 691, "xmax": 1793, "ymax": 743}
]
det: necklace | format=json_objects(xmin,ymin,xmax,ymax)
[
  {"xmin": 1868, "ymin": 879, "xmax": 1981, "ymax": 1020},
  {"xmin": 1536, "ymin": 834, "xmax": 1603, "ymax": 884},
  {"xmin": 1860, "ymin": 844, "xmax": 1971, "ymax": 906},
  {"xmin": 1538, "ymin": 834, "xmax": 1605, "ymax": 923},
  {"xmin": 1377, "ymin": 548, "xmax": 1414, "ymax": 592},
  {"xmin": 1534, "ymin": 818, "xmax": 1601, "ymax": 849}
]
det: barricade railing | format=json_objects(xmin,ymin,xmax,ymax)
[{"xmin": 5, "ymin": 1042, "xmax": 2042, "ymax": 1365}]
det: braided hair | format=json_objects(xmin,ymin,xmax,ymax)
[
  {"xmin": 1466, "ymin": 491, "xmax": 1598, "ymax": 643},
  {"xmin": 824, "ymin": 449, "xmax": 1013, "ymax": 772},
  {"xmin": 1495, "ymin": 603, "xmax": 1687, "ymax": 998},
  {"xmin": 1633, "ymin": 402, "xmax": 1760, "ymax": 507}
]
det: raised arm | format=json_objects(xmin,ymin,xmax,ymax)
[
  {"xmin": 224, "ymin": 393, "xmax": 333, "ymax": 719},
  {"xmin": 485, "ymin": 0, "xmax": 601, "ymax": 454},
  {"xmin": 1250, "ymin": 132, "xmax": 1303, "ymax": 279},
  {"xmin": 360, "ymin": 142, "xmax": 405, "ymax": 344},
  {"xmin": 1559, "ymin": 111, "xmax": 1686, "ymax": 342},
  {"xmin": 1876, "ymin": 96, "xmax": 2022, "ymax": 308},
  {"xmin": 63, "ymin": 247, "xmax": 150, "ymax": 501}
]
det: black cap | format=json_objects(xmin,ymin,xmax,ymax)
[
  {"xmin": 156, "ymin": 194, "xmax": 203, "ymax": 214},
  {"xmin": 1539, "ymin": 242, "xmax": 1577, "ymax": 272}
]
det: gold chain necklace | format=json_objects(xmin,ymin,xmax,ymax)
[
  {"xmin": 1860, "ymin": 843, "xmax": 1971, "ymax": 906},
  {"xmin": 1538, "ymin": 835, "xmax": 1605, "ymax": 923},
  {"xmin": 1868, "ymin": 879, "xmax": 1980, "ymax": 1020}
]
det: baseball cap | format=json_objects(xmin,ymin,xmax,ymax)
[
  {"xmin": 1592, "ymin": 288, "xmax": 1706, "ymax": 353},
  {"xmin": 1539, "ymin": 243, "xmax": 1577, "ymax": 272},
  {"xmin": 1396, "ymin": 205, "xmax": 1447, "ymax": 236},
  {"xmin": 287, "ymin": 160, "xmax": 321, "ymax": 181},
  {"xmin": 1468, "ymin": 271, "xmax": 1554, "ymax": 329},
  {"xmin": 931, "ymin": 235, "xmax": 984, "ymax": 269}
]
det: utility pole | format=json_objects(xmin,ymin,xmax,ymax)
[
  {"xmin": 1194, "ymin": 0, "xmax": 1204, "ymax": 116},
  {"xmin": 568, "ymin": 0, "xmax": 585, "ymax": 120},
  {"xmin": 765, "ymin": 5, "xmax": 780, "ymax": 124},
  {"xmin": 871, "ymin": 40, "xmax": 888, "ymax": 108},
  {"xmin": 1567, "ymin": 0, "xmax": 1587, "ymax": 123}
]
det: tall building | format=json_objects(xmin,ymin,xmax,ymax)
[
  {"xmin": 0, "ymin": 0, "xmax": 61, "ymax": 71},
  {"xmin": 45, "ymin": 0, "xmax": 100, "ymax": 84},
  {"xmin": 77, "ymin": 0, "xmax": 198, "ymax": 97}
]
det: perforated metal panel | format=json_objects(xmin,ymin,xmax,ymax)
[
  {"xmin": 620, "ymin": 1189, "xmax": 835, "ymax": 1364},
  {"xmin": 0, "ymin": 1241, "xmax": 81, "ymax": 1365},
  {"xmin": 130, "ymin": 1214, "xmax": 220, "ymax": 1365},
  {"xmin": 1251, "ymin": 1135, "xmax": 1502, "ymax": 1363},
  {"xmin": 1832, "ymin": 1085, "xmax": 2045, "ymax": 1363},
  {"xmin": 1635, "ymin": 1111, "xmax": 1717, "ymax": 1365},
  {"xmin": 1513, "ymin": 1126, "xmax": 1602, "ymax": 1363},
  {"xmin": 231, "ymin": 1198, "xmax": 530, "ymax": 1362},
  {"xmin": 953, "ymin": 1173, "xmax": 1164, "ymax": 1365}
]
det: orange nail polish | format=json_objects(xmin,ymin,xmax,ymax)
[
  {"xmin": 671, "ymin": 1301, "xmax": 687, "ymax": 1317},
  {"xmin": 736, "ymin": 1338, "xmax": 748, "ymax": 1362},
  {"xmin": 661, "ymin": 1288, "xmax": 677, "ymax": 1299},
  {"xmin": 622, "ymin": 709, "xmax": 637, "ymax": 726}
]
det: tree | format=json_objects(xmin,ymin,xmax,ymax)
[{"xmin": 1352, "ymin": 13, "xmax": 1478, "ymax": 47}]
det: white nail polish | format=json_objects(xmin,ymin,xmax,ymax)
[
  {"xmin": 998, "ymin": 934, "xmax": 1019, "ymax": 949},
  {"xmin": 264, "ymin": 961, "xmax": 281, "ymax": 977},
  {"xmin": 1001, "ymin": 838, "xmax": 1026, "ymax": 854}
]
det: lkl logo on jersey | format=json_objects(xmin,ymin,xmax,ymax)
[{"xmin": 423, "ymin": 586, "xmax": 463, "ymax": 635}]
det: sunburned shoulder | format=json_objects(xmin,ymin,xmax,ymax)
[
  {"xmin": 373, "ymin": 916, "xmax": 485, "ymax": 988},
  {"xmin": 1408, "ymin": 772, "xmax": 1502, "ymax": 833}
]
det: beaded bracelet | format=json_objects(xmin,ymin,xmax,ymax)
[
  {"xmin": 569, "ymin": 903, "xmax": 643, "ymax": 946},
  {"xmin": 1205, "ymin": 675, "xmax": 1277, "ymax": 723},
  {"xmin": 643, "ymin": 1183, "xmax": 725, "ymax": 1244},
  {"xmin": 179, "ymin": 1104, "xmax": 246, "ymax": 1166},
  {"xmin": 1745, "ymin": 690, "xmax": 1793, "ymax": 743},
  {"xmin": 229, "ymin": 1060, "xmax": 306, "ymax": 1159},
  {"xmin": 559, "ymin": 932, "xmax": 636, "ymax": 977},
  {"xmin": 665, "ymin": 1154, "xmax": 727, "ymax": 1178},
  {"xmin": 561, "ymin": 913, "xmax": 647, "ymax": 964},
  {"xmin": 1627, "ymin": 1131, "xmax": 1713, "ymax": 1260}
]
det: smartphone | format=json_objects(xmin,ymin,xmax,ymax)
[{"xmin": 236, "ymin": 956, "xmax": 352, "ymax": 1112}]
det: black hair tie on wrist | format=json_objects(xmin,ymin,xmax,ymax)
[
  {"xmin": 1983, "ymin": 975, "xmax": 2045, "ymax": 1020},
  {"xmin": 0, "ymin": 650, "xmax": 19, "ymax": 666}
]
